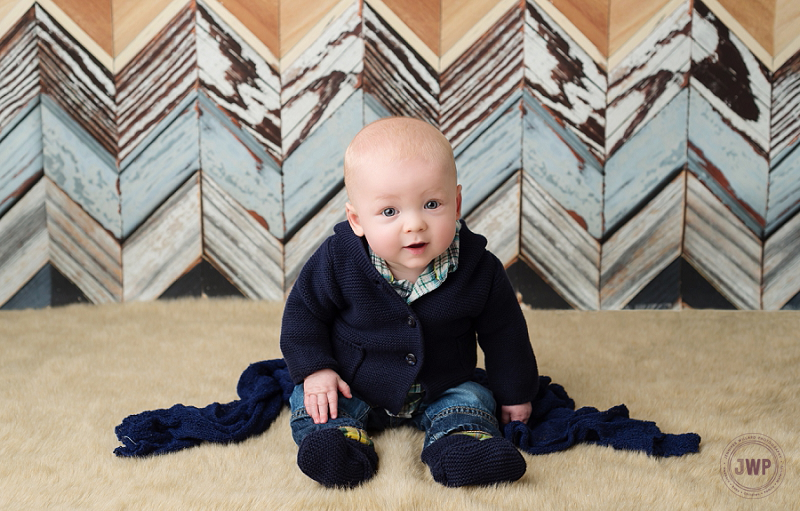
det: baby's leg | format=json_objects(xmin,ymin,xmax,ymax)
[
  {"xmin": 289, "ymin": 384, "xmax": 378, "ymax": 488},
  {"xmin": 417, "ymin": 382, "xmax": 526, "ymax": 487}
]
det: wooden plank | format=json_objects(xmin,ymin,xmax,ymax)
[
  {"xmin": 36, "ymin": 4, "xmax": 116, "ymax": 157},
  {"xmin": 280, "ymin": 0, "xmax": 341, "ymax": 57},
  {"xmin": 688, "ymin": 86, "xmax": 768, "ymax": 236},
  {"xmin": 522, "ymin": 90, "xmax": 603, "ymax": 239},
  {"xmin": 119, "ymin": 98, "xmax": 199, "ymax": 239},
  {"xmin": 464, "ymin": 171, "xmax": 520, "ymax": 267},
  {"xmin": 546, "ymin": 0, "xmax": 609, "ymax": 56},
  {"xmin": 202, "ymin": 174, "xmax": 283, "ymax": 300},
  {"xmin": 604, "ymin": 89, "xmax": 688, "ymax": 235},
  {"xmin": 282, "ymin": 91, "xmax": 362, "ymax": 238},
  {"xmin": 774, "ymin": 0, "xmax": 800, "ymax": 68},
  {"xmin": 609, "ymin": 0, "xmax": 673, "ymax": 56},
  {"xmin": 197, "ymin": 2, "xmax": 281, "ymax": 165},
  {"xmin": 205, "ymin": 0, "xmax": 278, "ymax": 59},
  {"xmin": 363, "ymin": 3, "xmax": 439, "ymax": 124},
  {"xmin": 115, "ymin": 2, "xmax": 196, "ymax": 167},
  {"xmin": 441, "ymin": 0, "xmax": 504, "ymax": 56},
  {"xmin": 455, "ymin": 95, "xmax": 522, "ymax": 219},
  {"xmin": 692, "ymin": 1, "xmax": 771, "ymax": 153},
  {"xmin": 600, "ymin": 172, "xmax": 684, "ymax": 309},
  {"xmin": 763, "ymin": 208, "xmax": 800, "ymax": 309},
  {"xmin": 524, "ymin": 1, "xmax": 607, "ymax": 164},
  {"xmin": 122, "ymin": 173, "xmax": 202, "ymax": 301},
  {"xmin": 283, "ymin": 186, "xmax": 347, "ymax": 292},
  {"xmin": 766, "ymin": 138, "xmax": 800, "ymax": 236},
  {"xmin": 440, "ymin": 4, "xmax": 522, "ymax": 150},
  {"xmin": 0, "ymin": 178, "xmax": 48, "ymax": 307},
  {"xmin": 41, "ymin": 96, "xmax": 121, "ymax": 238},
  {"xmin": 198, "ymin": 95, "xmax": 283, "ymax": 240},
  {"xmin": 0, "ymin": 103, "xmax": 42, "ymax": 218},
  {"xmin": 381, "ymin": 0, "xmax": 440, "ymax": 56},
  {"xmin": 715, "ymin": 0, "xmax": 775, "ymax": 55},
  {"xmin": 606, "ymin": 0, "xmax": 690, "ymax": 157},
  {"xmin": 51, "ymin": 0, "xmax": 113, "ymax": 55},
  {"xmin": 365, "ymin": 0, "xmax": 439, "ymax": 70},
  {"xmin": 280, "ymin": 0, "xmax": 361, "ymax": 158},
  {"xmin": 46, "ymin": 177, "xmax": 122, "ymax": 303},
  {"xmin": 770, "ymin": 51, "xmax": 800, "ymax": 163},
  {"xmin": 111, "ymin": 0, "xmax": 184, "ymax": 58},
  {"xmin": 0, "ymin": 7, "xmax": 39, "ymax": 136},
  {"xmin": 683, "ymin": 173, "xmax": 762, "ymax": 310},
  {"xmin": 520, "ymin": 171, "xmax": 600, "ymax": 310}
]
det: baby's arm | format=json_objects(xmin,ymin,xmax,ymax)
[
  {"xmin": 303, "ymin": 369, "xmax": 352, "ymax": 424},
  {"xmin": 500, "ymin": 402, "xmax": 532, "ymax": 426}
]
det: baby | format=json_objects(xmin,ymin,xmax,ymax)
[{"xmin": 280, "ymin": 117, "xmax": 538, "ymax": 488}]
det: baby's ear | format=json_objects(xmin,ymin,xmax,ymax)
[
  {"xmin": 345, "ymin": 202, "xmax": 365, "ymax": 236},
  {"xmin": 455, "ymin": 184, "xmax": 462, "ymax": 218}
]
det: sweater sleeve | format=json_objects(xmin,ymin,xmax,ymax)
[
  {"xmin": 279, "ymin": 239, "xmax": 344, "ymax": 384},
  {"xmin": 473, "ymin": 254, "xmax": 539, "ymax": 406}
]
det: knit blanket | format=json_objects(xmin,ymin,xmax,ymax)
[{"xmin": 114, "ymin": 359, "xmax": 700, "ymax": 458}]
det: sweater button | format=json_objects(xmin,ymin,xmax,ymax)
[
  {"xmin": 405, "ymin": 353, "xmax": 417, "ymax": 366},
  {"xmin": 407, "ymin": 316, "xmax": 416, "ymax": 327}
]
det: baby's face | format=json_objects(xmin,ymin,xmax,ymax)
[{"xmin": 346, "ymin": 154, "xmax": 461, "ymax": 283}]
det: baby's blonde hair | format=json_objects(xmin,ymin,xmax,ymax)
[{"xmin": 344, "ymin": 117, "xmax": 456, "ymax": 196}]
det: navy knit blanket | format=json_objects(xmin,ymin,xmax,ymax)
[{"xmin": 114, "ymin": 359, "xmax": 700, "ymax": 458}]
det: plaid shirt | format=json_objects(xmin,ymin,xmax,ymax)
[
  {"xmin": 370, "ymin": 222, "xmax": 461, "ymax": 304},
  {"xmin": 370, "ymin": 222, "xmax": 461, "ymax": 418}
]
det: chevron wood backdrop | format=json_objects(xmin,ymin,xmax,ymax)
[{"xmin": 1, "ymin": 0, "xmax": 799, "ymax": 310}]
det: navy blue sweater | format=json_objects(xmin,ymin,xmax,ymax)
[{"xmin": 279, "ymin": 220, "xmax": 538, "ymax": 415}]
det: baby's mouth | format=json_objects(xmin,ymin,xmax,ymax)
[{"xmin": 405, "ymin": 242, "xmax": 427, "ymax": 250}]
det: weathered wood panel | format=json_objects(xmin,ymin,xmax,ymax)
[
  {"xmin": 122, "ymin": 172, "xmax": 202, "ymax": 301},
  {"xmin": 0, "ymin": 178, "xmax": 48, "ymax": 306},
  {"xmin": 684, "ymin": 173, "xmax": 761, "ymax": 309},
  {"xmin": 363, "ymin": 2, "xmax": 439, "ymax": 124},
  {"xmin": 202, "ymin": 174, "xmax": 283, "ymax": 300},
  {"xmin": 520, "ymin": 171, "xmax": 600, "ymax": 310},
  {"xmin": 46, "ymin": 177, "xmax": 122, "ymax": 303},
  {"xmin": 280, "ymin": 0, "xmax": 361, "ymax": 158},
  {"xmin": 115, "ymin": 2, "xmax": 196, "ymax": 168},
  {"xmin": 600, "ymin": 172, "xmax": 684, "ymax": 309}
]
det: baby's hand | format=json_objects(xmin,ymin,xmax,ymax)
[
  {"xmin": 500, "ymin": 402, "xmax": 532, "ymax": 426},
  {"xmin": 303, "ymin": 369, "xmax": 352, "ymax": 424}
]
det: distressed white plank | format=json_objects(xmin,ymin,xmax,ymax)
[
  {"xmin": 600, "ymin": 173, "xmax": 684, "ymax": 309},
  {"xmin": 122, "ymin": 173, "xmax": 202, "ymax": 302},
  {"xmin": 0, "ymin": 178, "xmax": 47, "ymax": 306},
  {"xmin": 684, "ymin": 173, "xmax": 762, "ymax": 310},
  {"xmin": 46, "ymin": 178, "xmax": 122, "ymax": 303},
  {"xmin": 520, "ymin": 171, "xmax": 600, "ymax": 310},
  {"xmin": 464, "ymin": 171, "xmax": 521, "ymax": 267},
  {"xmin": 202, "ymin": 174, "xmax": 283, "ymax": 300}
]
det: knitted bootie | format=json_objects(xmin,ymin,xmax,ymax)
[
  {"xmin": 420, "ymin": 434, "xmax": 526, "ymax": 487},
  {"xmin": 297, "ymin": 428, "xmax": 379, "ymax": 488}
]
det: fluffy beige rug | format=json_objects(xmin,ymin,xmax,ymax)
[{"xmin": 1, "ymin": 299, "xmax": 797, "ymax": 510}]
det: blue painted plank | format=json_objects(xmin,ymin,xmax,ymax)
[
  {"xmin": 766, "ymin": 142, "xmax": 800, "ymax": 236},
  {"xmin": 282, "ymin": 90, "xmax": 363, "ymax": 238},
  {"xmin": 522, "ymin": 90, "xmax": 603, "ymax": 239},
  {"xmin": 41, "ymin": 96, "xmax": 120, "ymax": 238},
  {"xmin": 604, "ymin": 88, "xmax": 688, "ymax": 235},
  {"xmin": 687, "ymin": 86, "xmax": 768, "ymax": 237},
  {"xmin": 120, "ymin": 100, "xmax": 200, "ymax": 239},
  {"xmin": 199, "ymin": 94, "xmax": 283, "ymax": 240},
  {"xmin": 0, "ymin": 102, "xmax": 42, "ymax": 218},
  {"xmin": 456, "ymin": 94, "xmax": 522, "ymax": 218}
]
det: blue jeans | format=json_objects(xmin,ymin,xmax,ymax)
[{"xmin": 289, "ymin": 381, "xmax": 501, "ymax": 449}]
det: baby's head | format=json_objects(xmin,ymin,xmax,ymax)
[{"xmin": 344, "ymin": 117, "xmax": 462, "ymax": 282}]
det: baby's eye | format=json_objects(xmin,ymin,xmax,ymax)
[
  {"xmin": 424, "ymin": 200, "xmax": 440, "ymax": 209},
  {"xmin": 382, "ymin": 207, "xmax": 398, "ymax": 217}
]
